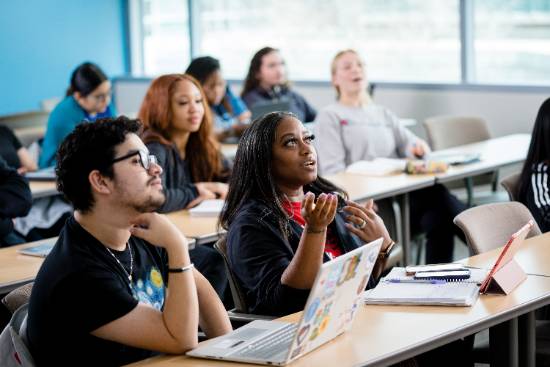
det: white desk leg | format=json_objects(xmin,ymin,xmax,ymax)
[
  {"xmin": 490, "ymin": 319, "xmax": 519, "ymax": 367},
  {"xmin": 519, "ymin": 312, "xmax": 536, "ymax": 367}
]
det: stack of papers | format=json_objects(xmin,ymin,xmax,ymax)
[
  {"xmin": 364, "ymin": 267, "xmax": 481, "ymax": 306},
  {"xmin": 346, "ymin": 158, "xmax": 407, "ymax": 176},
  {"xmin": 188, "ymin": 199, "xmax": 225, "ymax": 217}
]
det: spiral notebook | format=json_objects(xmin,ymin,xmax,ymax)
[{"xmin": 364, "ymin": 267, "xmax": 480, "ymax": 306}]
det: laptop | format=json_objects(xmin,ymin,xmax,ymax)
[
  {"xmin": 17, "ymin": 238, "xmax": 56, "ymax": 258},
  {"xmin": 250, "ymin": 100, "xmax": 291, "ymax": 120},
  {"xmin": 187, "ymin": 238, "xmax": 383, "ymax": 365}
]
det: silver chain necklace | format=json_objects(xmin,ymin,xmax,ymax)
[{"xmin": 105, "ymin": 242, "xmax": 134, "ymax": 283}]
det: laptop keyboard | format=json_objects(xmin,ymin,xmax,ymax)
[{"xmin": 232, "ymin": 323, "xmax": 298, "ymax": 360}]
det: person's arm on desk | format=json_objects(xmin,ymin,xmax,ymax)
[{"xmin": 91, "ymin": 213, "xmax": 230, "ymax": 353}]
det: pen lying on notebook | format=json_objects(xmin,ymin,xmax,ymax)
[{"xmin": 386, "ymin": 279, "xmax": 446, "ymax": 285}]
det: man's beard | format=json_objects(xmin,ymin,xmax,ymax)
[{"xmin": 132, "ymin": 193, "xmax": 165, "ymax": 213}]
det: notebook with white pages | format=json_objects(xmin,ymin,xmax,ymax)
[
  {"xmin": 346, "ymin": 158, "xmax": 407, "ymax": 176},
  {"xmin": 188, "ymin": 199, "xmax": 225, "ymax": 217},
  {"xmin": 364, "ymin": 267, "xmax": 482, "ymax": 307}
]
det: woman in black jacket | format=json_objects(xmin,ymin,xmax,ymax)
[{"xmin": 220, "ymin": 112, "xmax": 395, "ymax": 316}]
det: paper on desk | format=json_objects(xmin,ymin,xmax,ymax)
[
  {"xmin": 346, "ymin": 158, "xmax": 407, "ymax": 176},
  {"xmin": 188, "ymin": 199, "xmax": 225, "ymax": 217}
]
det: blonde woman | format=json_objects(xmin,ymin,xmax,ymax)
[{"xmin": 314, "ymin": 49, "xmax": 466, "ymax": 264}]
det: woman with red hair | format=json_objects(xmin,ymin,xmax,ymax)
[
  {"xmin": 139, "ymin": 74, "xmax": 231, "ymax": 299},
  {"xmin": 139, "ymin": 74, "xmax": 230, "ymax": 211}
]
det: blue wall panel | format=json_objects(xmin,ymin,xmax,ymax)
[{"xmin": 0, "ymin": 0, "xmax": 128, "ymax": 115}]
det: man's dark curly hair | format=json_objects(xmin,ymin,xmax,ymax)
[{"xmin": 55, "ymin": 116, "xmax": 141, "ymax": 213}]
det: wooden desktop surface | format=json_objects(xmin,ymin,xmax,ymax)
[
  {"xmin": 462, "ymin": 231, "xmax": 550, "ymax": 277},
  {"xmin": 326, "ymin": 172, "xmax": 435, "ymax": 201},
  {"xmin": 434, "ymin": 134, "xmax": 530, "ymax": 183},
  {"xmin": 0, "ymin": 238, "xmax": 56, "ymax": 293},
  {"xmin": 29, "ymin": 180, "xmax": 58, "ymax": 199},
  {"xmin": 165, "ymin": 211, "xmax": 223, "ymax": 245},
  {"xmin": 127, "ymin": 272, "xmax": 550, "ymax": 367}
]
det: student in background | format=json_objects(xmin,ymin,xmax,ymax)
[
  {"xmin": 0, "ymin": 125, "xmax": 38, "ymax": 174},
  {"xmin": 0, "ymin": 125, "xmax": 70, "ymax": 242},
  {"xmin": 185, "ymin": 56, "xmax": 251, "ymax": 142},
  {"xmin": 27, "ymin": 117, "xmax": 231, "ymax": 366},
  {"xmin": 220, "ymin": 112, "xmax": 395, "ymax": 316},
  {"xmin": 314, "ymin": 49, "xmax": 466, "ymax": 264},
  {"xmin": 518, "ymin": 97, "xmax": 550, "ymax": 232},
  {"xmin": 0, "ymin": 157, "xmax": 32, "ymax": 247},
  {"xmin": 39, "ymin": 62, "xmax": 115, "ymax": 168},
  {"xmin": 139, "ymin": 74, "xmax": 230, "ymax": 299},
  {"xmin": 241, "ymin": 47, "xmax": 317, "ymax": 123}
]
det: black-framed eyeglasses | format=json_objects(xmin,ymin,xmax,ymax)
[{"xmin": 110, "ymin": 150, "xmax": 158, "ymax": 170}]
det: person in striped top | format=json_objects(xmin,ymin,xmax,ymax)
[{"xmin": 519, "ymin": 97, "xmax": 550, "ymax": 232}]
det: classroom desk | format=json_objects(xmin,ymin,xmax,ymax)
[
  {"xmin": 165, "ymin": 211, "xmax": 223, "ymax": 245},
  {"xmin": 326, "ymin": 172, "xmax": 435, "ymax": 264},
  {"xmin": 0, "ymin": 235, "xmax": 197, "ymax": 296},
  {"xmin": 434, "ymin": 134, "xmax": 530, "ymax": 184},
  {"xmin": 29, "ymin": 180, "xmax": 58, "ymax": 199},
  {"xmin": 461, "ymin": 231, "xmax": 550, "ymax": 277},
  {"xmin": 126, "ymin": 274, "xmax": 550, "ymax": 367},
  {"xmin": 0, "ymin": 238, "xmax": 56, "ymax": 294}
]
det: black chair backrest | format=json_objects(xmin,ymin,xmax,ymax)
[{"xmin": 213, "ymin": 236, "xmax": 249, "ymax": 313}]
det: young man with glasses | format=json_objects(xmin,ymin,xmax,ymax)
[{"xmin": 27, "ymin": 117, "xmax": 231, "ymax": 366}]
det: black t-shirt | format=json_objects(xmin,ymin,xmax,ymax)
[
  {"xmin": 0, "ymin": 125, "xmax": 22, "ymax": 169},
  {"xmin": 27, "ymin": 216, "xmax": 169, "ymax": 366}
]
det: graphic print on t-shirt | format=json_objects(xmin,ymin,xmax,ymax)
[{"xmin": 133, "ymin": 266, "xmax": 165, "ymax": 310}]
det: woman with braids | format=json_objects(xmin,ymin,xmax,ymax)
[{"xmin": 220, "ymin": 111, "xmax": 395, "ymax": 316}]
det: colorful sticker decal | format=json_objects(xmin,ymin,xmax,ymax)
[
  {"xmin": 309, "ymin": 301, "xmax": 334, "ymax": 341},
  {"xmin": 290, "ymin": 345, "xmax": 303, "ymax": 359},
  {"xmin": 337, "ymin": 253, "xmax": 362, "ymax": 286},
  {"xmin": 296, "ymin": 324, "xmax": 311, "ymax": 346},
  {"xmin": 305, "ymin": 298, "xmax": 320, "ymax": 323}
]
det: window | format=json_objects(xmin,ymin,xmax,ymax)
[
  {"xmin": 473, "ymin": 1, "xmax": 550, "ymax": 85},
  {"xmin": 130, "ymin": 0, "xmax": 550, "ymax": 86},
  {"xmin": 140, "ymin": 0, "xmax": 189, "ymax": 76},
  {"xmin": 195, "ymin": 0, "xmax": 460, "ymax": 82}
]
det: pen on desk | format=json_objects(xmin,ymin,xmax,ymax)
[{"xmin": 386, "ymin": 279, "xmax": 446, "ymax": 285}]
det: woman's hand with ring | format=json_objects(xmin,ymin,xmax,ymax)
[{"xmin": 344, "ymin": 199, "xmax": 391, "ymax": 245}]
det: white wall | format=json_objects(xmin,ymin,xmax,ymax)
[{"xmin": 114, "ymin": 78, "xmax": 548, "ymax": 138}]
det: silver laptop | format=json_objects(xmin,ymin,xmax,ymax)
[
  {"xmin": 187, "ymin": 238, "xmax": 383, "ymax": 365},
  {"xmin": 250, "ymin": 100, "xmax": 291, "ymax": 120}
]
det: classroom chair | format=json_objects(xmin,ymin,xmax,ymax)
[
  {"xmin": 2, "ymin": 283, "xmax": 33, "ymax": 315},
  {"xmin": 453, "ymin": 201, "xmax": 540, "ymax": 255},
  {"xmin": 500, "ymin": 172, "xmax": 521, "ymax": 201},
  {"xmin": 213, "ymin": 236, "xmax": 275, "ymax": 325},
  {"xmin": 454, "ymin": 202, "xmax": 549, "ymax": 365},
  {"xmin": 423, "ymin": 115, "xmax": 500, "ymax": 207},
  {"xmin": 0, "ymin": 303, "xmax": 35, "ymax": 367}
]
